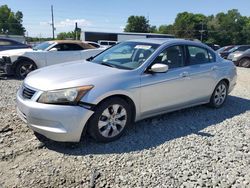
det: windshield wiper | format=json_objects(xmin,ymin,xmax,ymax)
[
  {"xmin": 101, "ymin": 62, "xmax": 116, "ymax": 68},
  {"xmin": 87, "ymin": 56, "xmax": 94, "ymax": 61}
]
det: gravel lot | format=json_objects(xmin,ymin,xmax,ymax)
[{"xmin": 0, "ymin": 68, "xmax": 249, "ymax": 188}]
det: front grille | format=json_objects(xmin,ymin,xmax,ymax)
[{"xmin": 22, "ymin": 86, "xmax": 36, "ymax": 99}]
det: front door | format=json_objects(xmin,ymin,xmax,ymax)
[{"xmin": 140, "ymin": 45, "xmax": 193, "ymax": 117}]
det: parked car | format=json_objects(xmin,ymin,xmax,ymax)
[
  {"xmin": 16, "ymin": 39, "xmax": 237, "ymax": 143},
  {"xmin": 0, "ymin": 40, "xmax": 104, "ymax": 79},
  {"xmin": 227, "ymin": 49, "xmax": 250, "ymax": 68},
  {"xmin": 205, "ymin": 43, "xmax": 220, "ymax": 51},
  {"xmin": 98, "ymin": 40, "xmax": 118, "ymax": 47},
  {"xmin": 0, "ymin": 38, "xmax": 30, "ymax": 51},
  {"xmin": 216, "ymin": 45, "xmax": 236, "ymax": 54},
  {"xmin": 220, "ymin": 45, "xmax": 250, "ymax": 59},
  {"xmin": 85, "ymin": 41, "xmax": 102, "ymax": 48}
]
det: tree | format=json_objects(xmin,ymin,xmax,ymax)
[
  {"xmin": 158, "ymin": 24, "xmax": 174, "ymax": 34},
  {"xmin": 156, "ymin": 9, "xmax": 250, "ymax": 46},
  {"xmin": 57, "ymin": 31, "xmax": 75, "ymax": 40},
  {"xmin": 0, "ymin": 5, "xmax": 25, "ymax": 35},
  {"xmin": 57, "ymin": 30, "xmax": 81, "ymax": 40},
  {"xmin": 207, "ymin": 9, "xmax": 248, "ymax": 46},
  {"xmin": 124, "ymin": 16, "xmax": 151, "ymax": 33}
]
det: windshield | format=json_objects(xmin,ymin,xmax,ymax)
[
  {"xmin": 33, "ymin": 42, "xmax": 54, "ymax": 51},
  {"xmin": 228, "ymin": 46, "xmax": 239, "ymax": 53},
  {"xmin": 91, "ymin": 41, "xmax": 160, "ymax": 70},
  {"xmin": 216, "ymin": 47, "xmax": 226, "ymax": 53}
]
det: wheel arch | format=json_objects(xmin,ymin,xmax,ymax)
[
  {"xmin": 81, "ymin": 94, "xmax": 137, "ymax": 141},
  {"xmin": 220, "ymin": 78, "xmax": 230, "ymax": 88},
  {"xmin": 93, "ymin": 94, "xmax": 137, "ymax": 123},
  {"xmin": 12, "ymin": 56, "xmax": 37, "ymax": 70}
]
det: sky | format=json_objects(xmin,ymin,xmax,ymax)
[{"xmin": 1, "ymin": 0, "xmax": 250, "ymax": 37}]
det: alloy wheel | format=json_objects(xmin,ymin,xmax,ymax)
[
  {"xmin": 19, "ymin": 63, "xmax": 35, "ymax": 77},
  {"xmin": 98, "ymin": 104, "xmax": 127, "ymax": 138},
  {"xmin": 214, "ymin": 83, "xmax": 227, "ymax": 106}
]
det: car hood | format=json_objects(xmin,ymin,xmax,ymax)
[
  {"xmin": 0, "ymin": 48, "xmax": 34, "ymax": 57},
  {"xmin": 24, "ymin": 60, "xmax": 125, "ymax": 91}
]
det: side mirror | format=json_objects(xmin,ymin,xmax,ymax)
[
  {"xmin": 49, "ymin": 47, "xmax": 58, "ymax": 52},
  {"xmin": 149, "ymin": 63, "xmax": 168, "ymax": 73}
]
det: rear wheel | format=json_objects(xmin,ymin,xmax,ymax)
[
  {"xmin": 15, "ymin": 60, "xmax": 37, "ymax": 79},
  {"xmin": 239, "ymin": 58, "xmax": 250, "ymax": 68},
  {"xmin": 208, "ymin": 81, "xmax": 228, "ymax": 108},
  {"xmin": 88, "ymin": 97, "xmax": 131, "ymax": 142}
]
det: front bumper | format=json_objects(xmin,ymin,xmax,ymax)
[
  {"xmin": 16, "ymin": 88, "xmax": 94, "ymax": 142},
  {"xmin": 0, "ymin": 56, "xmax": 14, "ymax": 74}
]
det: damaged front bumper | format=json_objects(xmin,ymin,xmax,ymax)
[{"xmin": 0, "ymin": 56, "xmax": 14, "ymax": 74}]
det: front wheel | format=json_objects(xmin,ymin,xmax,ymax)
[
  {"xmin": 15, "ymin": 60, "xmax": 37, "ymax": 79},
  {"xmin": 239, "ymin": 58, "xmax": 250, "ymax": 68},
  {"xmin": 208, "ymin": 81, "xmax": 228, "ymax": 108},
  {"xmin": 88, "ymin": 97, "xmax": 131, "ymax": 142}
]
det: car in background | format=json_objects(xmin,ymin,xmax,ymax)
[
  {"xmin": 227, "ymin": 49, "xmax": 250, "ymax": 68},
  {"xmin": 0, "ymin": 38, "xmax": 30, "ymax": 51},
  {"xmin": 85, "ymin": 41, "xmax": 102, "ymax": 48},
  {"xmin": 16, "ymin": 38, "xmax": 237, "ymax": 143},
  {"xmin": 220, "ymin": 45, "xmax": 250, "ymax": 59},
  {"xmin": 98, "ymin": 40, "xmax": 118, "ymax": 48},
  {"xmin": 205, "ymin": 43, "xmax": 220, "ymax": 51},
  {"xmin": 0, "ymin": 40, "xmax": 105, "ymax": 79},
  {"xmin": 216, "ymin": 45, "xmax": 236, "ymax": 54}
]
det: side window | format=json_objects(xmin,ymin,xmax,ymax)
[
  {"xmin": 67, "ymin": 44, "xmax": 84, "ymax": 51},
  {"xmin": 52, "ymin": 44, "xmax": 83, "ymax": 51},
  {"xmin": 53, "ymin": 44, "xmax": 64, "ymax": 51},
  {"xmin": 238, "ymin": 46, "xmax": 250, "ymax": 51},
  {"xmin": 187, "ymin": 46, "xmax": 210, "ymax": 65},
  {"xmin": 0, "ymin": 40, "xmax": 12, "ymax": 46},
  {"xmin": 152, "ymin": 45, "xmax": 184, "ymax": 69}
]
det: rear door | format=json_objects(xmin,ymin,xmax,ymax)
[
  {"xmin": 45, "ymin": 43, "xmax": 82, "ymax": 66},
  {"xmin": 183, "ymin": 45, "xmax": 218, "ymax": 102}
]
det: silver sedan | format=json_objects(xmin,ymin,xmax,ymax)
[{"xmin": 16, "ymin": 39, "xmax": 237, "ymax": 142}]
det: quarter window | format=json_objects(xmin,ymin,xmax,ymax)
[
  {"xmin": 187, "ymin": 46, "xmax": 211, "ymax": 65},
  {"xmin": 152, "ymin": 45, "xmax": 184, "ymax": 69}
]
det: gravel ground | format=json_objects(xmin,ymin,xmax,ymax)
[{"xmin": 0, "ymin": 68, "xmax": 250, "ymax": 188}]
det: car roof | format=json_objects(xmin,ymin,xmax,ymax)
[
  {"xmin": 47, "ymin": 40, "xmax": 95, "ymax": 49},
  {"xmin": 0, "ymin": 37, "xmax": 23, "ymax": 43},
  {"xmin": 127, "ymin": 38, "xmax": 209, "ymax": 48}
]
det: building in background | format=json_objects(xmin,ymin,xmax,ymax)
[{"xmin": 81, "ymin": 31, "xmax": 174, "ymax": 43}]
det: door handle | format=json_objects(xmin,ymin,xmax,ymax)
[
  {"xmin": 211, "ymin": 66, "xmax": 218, "ymax": 71},
  {"xmin": 180, "ymin": 71, "xmax": 189, "ymax": 77}
]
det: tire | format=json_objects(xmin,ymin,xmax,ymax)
[
  {"xmin": 88, "ymin": 97, "xmax": 131, "ymax": 142},
  {"xmin": 208, "ymin": 80, "xmax": 228, "ymax": 108},
  {"xmin": 15, "ymin": 60, "xmax": 37, "ymax": 79},
  {"xmin": 239, "ymin": 58, "xmax": 250, "ymax": 68}
]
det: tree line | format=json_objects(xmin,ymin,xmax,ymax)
[
  {"xmin": 1, "ymin": 4, "xmax": 250, "ymax": 46},
  {"xmin": 124, "ymin": 9, "xmax": 250, "ymax": 46}
]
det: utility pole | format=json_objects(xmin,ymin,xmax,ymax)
[
  {"xmin": 199, "ymin": 22, "xmax": 205, "ymax": 42},
  {"xmin": 51, "ymin": 5, "xmax": 55, "ymax": 39},
  {"xmin": 75, "ymin": 22, "xmax": 78, "ymax": 40}
]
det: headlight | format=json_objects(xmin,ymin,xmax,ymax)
[
  {"xmin": 37, "ymin": 85, "xmax": 94, "ymax": 105},
  {"xmin": 233, "ymin": 53, "xmax": 242, "ymax": 58}
]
